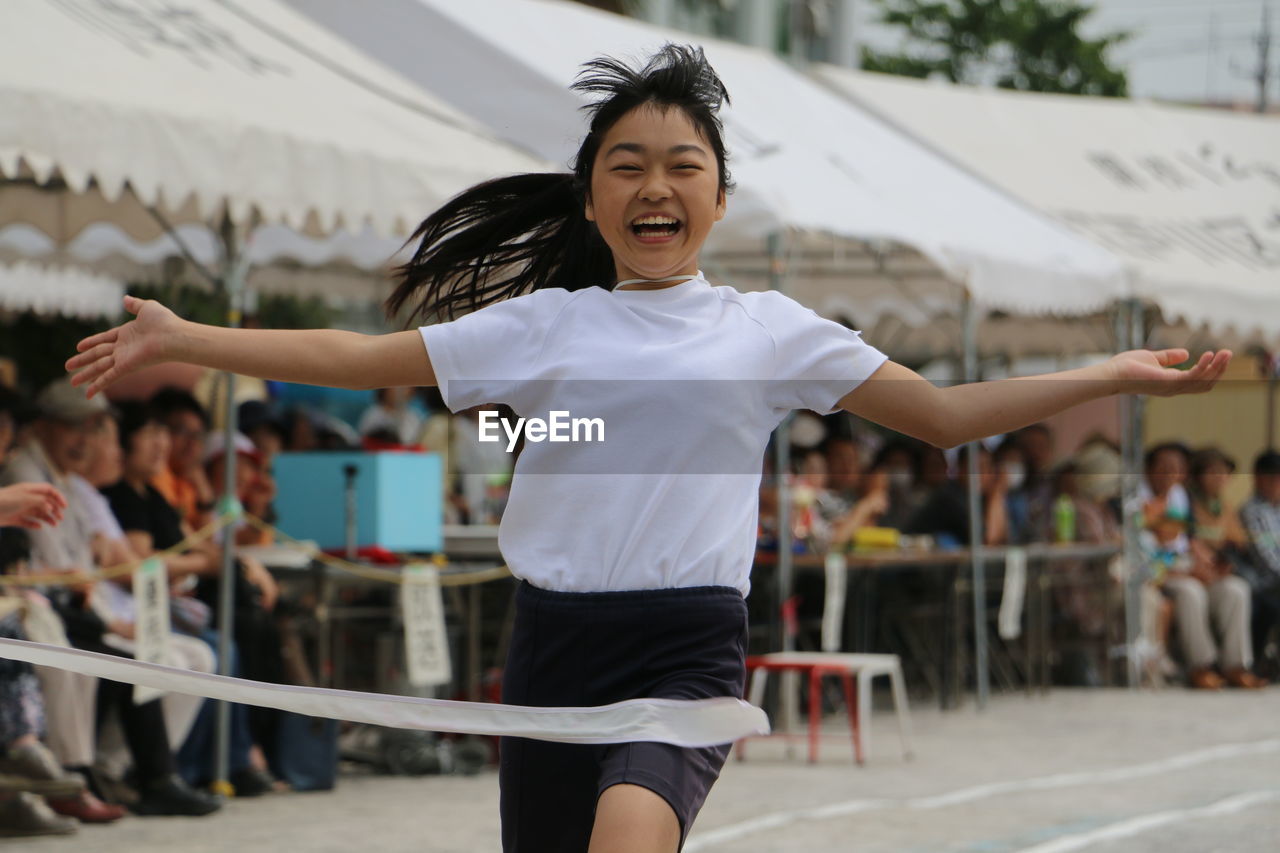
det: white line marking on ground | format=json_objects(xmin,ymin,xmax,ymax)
[
  {"xmin": 684, "ymin": 739, "xmax": 1280, "ymax": 851},
  {"xmin": 1012, "ymin": 789, "xmax": 1280, "ymax": 853}
]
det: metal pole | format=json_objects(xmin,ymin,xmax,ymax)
[
  {"xmin": 1116, "ymin": 299, "xmax": 1149, "ymax": 688},
  {"xmin": 213, "ymin": 215, "xmax": 251, "ymax": 792},
  {"xmin": 1124, "ymin": 300, "xmax": 1147, "ymax": 687},
  {"xmin": 962, "ymin": 290, "xmax": 989, "ymax": 710},
  {"xmin": 769, "ymin": 232, "xmax": 796, "ymax": 654}
]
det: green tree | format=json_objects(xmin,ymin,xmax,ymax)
[{"xmin": 862, "ymin": 0, "xmax": 1130, "ymax": 96}]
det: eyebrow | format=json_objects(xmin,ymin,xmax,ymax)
[{"xmin": 604, "ymin": 142, "xmax": 708, "ymax": 158}]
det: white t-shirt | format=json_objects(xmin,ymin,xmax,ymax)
[{"xmin": 419, "ymin": 271, "xmax": 888, "ymax": 594}]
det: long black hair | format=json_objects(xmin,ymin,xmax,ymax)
[{"xmin": 385, "ymin": 44, "xmax": 733, "ymax": 326}]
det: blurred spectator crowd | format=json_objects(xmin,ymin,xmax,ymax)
[{"xmin": 0, "ymin": 375, "xmax": 1276, "ymax": 836}]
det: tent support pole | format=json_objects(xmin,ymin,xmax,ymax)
[
  {"xmin": 962, "ymin": 289, "xmax": 989, "ymax": 710},
  {"xmin": 770, "ymin": 230, "xmax": 795, "ymax": 655},
  {"xmin": 1120, "ymin": 299, "xmax": 1147, "ymax": 688},
  {"xmin": 768, "ymin": 230, "xmax": 800, "ymax": 736},
  {"xmin": 213, "ymin": 215, "xmax": 252, "ymax": 792}
]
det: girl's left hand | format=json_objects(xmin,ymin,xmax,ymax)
[{"xmin": 1107, "ymin": 349, "xmax": 1232, "ymax": 397}]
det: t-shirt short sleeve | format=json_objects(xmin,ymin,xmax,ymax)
[
  {"xmin": 418, "ymin": 289, "xmax": 571, "ymax": 412},
  {"xmin": 101, "ymin": 482, "xmax": 148, "ymax": 534},
  {"xmin": 753, "ymin": 291, "xmax": 889, "ymax": 415}
]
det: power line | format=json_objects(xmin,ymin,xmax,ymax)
[{"xmin": 1233, "ymin": 2, "xmax": 1277, "ymax": 111}]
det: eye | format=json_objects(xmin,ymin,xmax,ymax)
[
  {"xmin": 611, "ymin": 164, "xmax": 642, "ymax": 172},
  {"xmin": 675, "ymin": 164, "xmax": 702, "ymax": 171}
]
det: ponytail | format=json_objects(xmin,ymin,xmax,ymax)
[{"xmin": 386, "ymin": 172, "xmax": 613, "ymax": 325}]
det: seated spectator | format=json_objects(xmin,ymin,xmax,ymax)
[
  {"xmin": 0, "ymin": 380, "xmax": 219, "ymax": 816},
  {"xmin": 149, "ymin": 388, "xmax": 215, "ymax": 532},
  {"xmin": 904, "ymin": 445, "xmax": 1013, "ymax": 547},
  {"xmin": 452, "ymin": 405, "xmax": 515, "ymax": 524},
  {"xmin": 236, "ymin": 401, "xmax": 286, "ymax": 465},
  {"xmin": 1238, "ymin": 450, "xmax": 1280, "ymax": 679},
  {"xmin": 1165, "ymin": 539, "xmax": 1266, "ymax": 689},
  {"xmin": 827, "ymin": 465, "xmax": 892, "ymax": 548},
  {"xmin": 100, "ymin": 408, "xmax": 272, "ymax": 797},
  {"xmin": 1015, "ymin": 422, "xmax": 1057, "ymax": 529},
  {"xmin": 993, "ymin": 437, "xmax": 1034, "ymax": 544},
  {"xmin": 1189, "ymin": 447, "xmax": 1248, "ymax": 550},
  {"xmin": 790, "ymin": 450, "xmax": 838, "ymax": 550},
  {"xmin": 867, "ymin": 439, "xmax": 926, "ymax": 531},
  {"xmin": 199, "ymin": 434, "xmax": 290, "ymax": 788},
  {"xmin": 822, "ymin": 437, "xmax": 863, "ymax": 513},
  {"xmin": 358, "ymin": 387, "xmax": 423, "ymax": 446},
  {"xmin": 92, "ymin": 404, "xmax": 216, "ymax": 742},
  {"xmin": 0, "ymin": 527, "xmax": 124, "ymax": 829},
  {"xmin": 1041, "ymin": 461, "xmax": 1117, "ymax": 646},
  {"xmin": 1140, "ymin": 442, "xmax": 1194, "ymax": 570}
]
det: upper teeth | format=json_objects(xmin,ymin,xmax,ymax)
[{"xmin": 634, "ymin": 216, "xmax": 677, "ymax": 226}]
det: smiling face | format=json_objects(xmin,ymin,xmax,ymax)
[{"xmin": 584, "ymin": 104, "xmax": 726, "ymax": 286}]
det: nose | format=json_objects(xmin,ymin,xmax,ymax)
[{"xmin": 638, "ymin": 171, "xmax": 672, "ymax": 202}]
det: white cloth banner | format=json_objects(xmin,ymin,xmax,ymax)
[
  {"xmin": 999, "ymin": 547, "xmax": 1027, "ymax": 641},
  {"xmin": 0, "ymin": 639, "xmax": 769, "ymax": 748},
  {"xmin": 132, "ymin": 557, "xmax": 170, "ymax": 704},
  {"xmin": 402, "ymin": 565, "xmax": 451, "ymax": 688},
  {"xmin": 822, "ymin": 551, "xmax": 848, "ymax": 653}
]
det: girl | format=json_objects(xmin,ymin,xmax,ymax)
[{"xmin": 67, "ymin": 46, "xmax": 1229, "ymax": 852}]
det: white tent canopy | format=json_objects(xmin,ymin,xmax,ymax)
[
  {"xmin": 817, "ymin": 68, "xmax": 1280, "ymax": 343},
  {"xmin": 0, "ymin": 261, "xmax": 124, "ymax": 319},
  {"xmin": 0, "ymin": 0, "xmax": 548, "ymax": 294},
  {"xmin": 289, "ymin": 0, "xmax": 1126, "ymax": 328}
]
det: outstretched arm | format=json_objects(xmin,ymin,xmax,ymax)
[
  {"xmin": 838, "ymin": 348, "xmax": 1231, "ymax": 449},
  {"xmin": 67, "ymin": 296, "xmax": 436, "ymax": 397}
]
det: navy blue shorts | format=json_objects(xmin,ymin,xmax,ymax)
[{"xmin": 499, "ymin": 581, "xmax": 748, "ymax": 852}]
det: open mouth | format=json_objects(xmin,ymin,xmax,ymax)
[{"xmin": 630, "ymin": 215, "xmax": 682, "ymax": 241}]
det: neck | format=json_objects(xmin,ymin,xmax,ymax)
[
  {"xmin": 124, "ymin": 473, "xmax": 148, "ymax": 493},
  {"xmin": 614, "ymin": 266, "xmax": 700, "ymax": 291}
]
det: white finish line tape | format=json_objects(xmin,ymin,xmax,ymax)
[{"xmin": 0, "ymin": 639, "xmax": 769, "ymax": 748}]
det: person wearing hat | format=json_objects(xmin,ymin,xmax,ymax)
[{"xmin": 0, "ymin": 381, "xmax": 221, "ymax": 816}]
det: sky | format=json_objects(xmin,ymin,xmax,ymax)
[{"xmin": 852, "ymin": 0, "xmax": 1278, "ymax": 107}]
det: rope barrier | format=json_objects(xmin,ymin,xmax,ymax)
[
  {"xmin": 3, "ymin": 507, "xmax": 512, "ymax": 589},
  {"xmin": 1, "ymin": 515, "xmax": 233, "ymax": 587}
]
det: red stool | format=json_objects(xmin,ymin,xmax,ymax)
[{"xmin": 736, "ymin": 655, "xmax": 863, "ymax": 764}]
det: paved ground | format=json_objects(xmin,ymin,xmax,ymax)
[{"xmin": 14, "ymin": 687, "xmax": 1280, "ymax": 852}]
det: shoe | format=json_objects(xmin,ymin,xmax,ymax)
[
  {"xmin": 0, "ymin": 772, "xmax": 84, "ymax": 798},
  {"xmin": 1188, "ymin": 668, "xmax": 1226, "ymax": 690},
  {"xmin": 1222, "ymin": 668, "xmax": 1269, "ymax": 689},
  {"xmin": 0, "ymin": 743, "xmax": 85, "ymax": 798},
  {"xmin": 132, "ymin": 775, "xmax": 222, "ymax": 817},
  {"xmin": 229, "ymin": 767, "xmax": 275, "ymax": 798},
  {"xmin": 47, "ymin": 789, "xmax": 127, "ymax": 823},
  {"xmin": 0, "ymin": 793, "xmax": 78, "ymax": 837}
]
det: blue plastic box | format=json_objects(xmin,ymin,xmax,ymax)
[{"xmin": 271, "ymin": 451, "xmax": 443, "ymax": 552}]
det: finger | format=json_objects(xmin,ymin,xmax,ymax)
[
  {"xmin": 86, "ymin": 364, "xmax": 121, "ymax": 399},
  {"xmin": 68, "ymin": 358, "xmax": 116, "ymax": 392},
  {"xmin": 1154, "ymin": 348, "xmax": 1190, "ymax": 367},
  {"xmin": 74, "ymin": 327, "xmax": 119, "ymax": 354},
  {"xmin": 123, "ymin": 294, "xmax": 145, "ymax": 315},
  {"xmin": 68, "ymin": 356, "xmax": 115, "ymax": 389},
  {"xmin": 67, "ymin": 340, "xmax": 117, "ymax": 371}
]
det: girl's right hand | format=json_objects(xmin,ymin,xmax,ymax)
[
  {"xmin": 0, "ymin": 482, "xmax": 66, "ymax": 528},
  {"xmin": 66, "ymin": 296, "xmax": 184, "ymax": 398}
]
